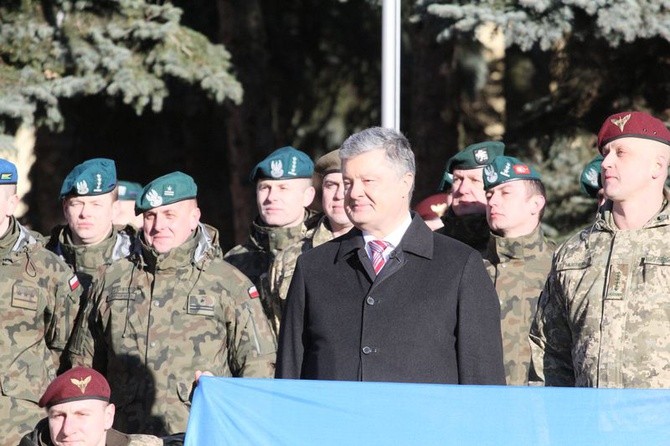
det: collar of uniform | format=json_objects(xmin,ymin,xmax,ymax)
[
  {"xmin": 53, "ymin": 226, "xmax": 117, "ymax": 270},
  {"xmin": 250, "ymin": 213, "xmax": 310, "ymax": 251},
  {"xmin": 488, "ymin": 224, "xmax": 547, "ymax": 262},
  {"xmin": 0, "ymin": 215, "xmax": 20, "ymax": 258},
  {"xmin": 597, "ymin": 191, "xmax": 670, "ymax": 231}
]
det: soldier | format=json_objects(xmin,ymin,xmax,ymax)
[
  {"xmin": 19, "ymin": 367, "xmax": 162, "ymax": 446},
  {"xmin": 68, "ymin": 171, "xmax": 276, "ymax": 435},
  {"xmin": 438, "ymin": 141, "xmax": 505, "ymax": 253},
  {"xmin": 224, "ymin": 146, "xmax": 318, "ymax": 336},
  {"xmin": 0, "ymin": 159, "xmax": 82, "ymax": 444},
  {"xmin": 270, "ymin": 150, "xmax": 355, "ymax": 327},
  {"xmin": 530, "ymin": 111, "xmax": 670, "ymax": 388},
  {"xmin": 113, "ymin": 180, "xmax": 144, "ymax": 229},
  {"xmin": 46, "ymin": 159, "xmax": 137, "ymax": 293},
  {"xmin": 481, "ymin": 156, "xmax": 555, "ymax": 385}
]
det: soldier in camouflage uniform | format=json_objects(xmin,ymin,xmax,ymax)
[
  {"xmin": 225, "ymin": 147, "xmax": 318, "ymax": 336},
  {"xmin": 271, "ymin": 149, "xmax": 355, "ymax": 311},
  {"xmin": 481, "ymin": 156, "xmax": 555, "ymax": 385},
  {"xmin": 438, "ymin": 141, "xmax": 505, "ymax": 254},
  {"xmin": 530, "ymin": 111, "xmax": 670, "ymax": 388},
  {"xmin": 46, "ymin": 159, "xmax": 137, "ymax": 294},
  {"xmin": 0, "ymin": 159, "xmax": 82, "ymax": 444},
  {"xmin": 68, "ymin": 171, "xmax": 276, "ymax": 435}
]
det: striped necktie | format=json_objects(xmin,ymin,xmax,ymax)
[{"xmin": 368, "ymin": 240, "xmax": 390, "ymax": 275}]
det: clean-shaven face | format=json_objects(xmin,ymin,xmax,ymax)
[
  {"xmin": 142, "ymin": 199, "xmax": 200, "ymax": 253},
  {"xmin": 48, "ymin": 399, "xmax": 114, "ymax": 446},
  {"xmin": 451, "ymin": 168, "xmax": 487, "ymax": 216},
  {"xmin": 62, "ymin": 193, "xmax": 116, "ymax": 245},
  {"xmin": 256, "ymin": 178, "xmax": 315, "ymax": 228},
  {"xmin": 321, "ymin": 172, "xmax": 352, "ymax": 230},
  {"xmin": 342, "ymin": 149, "xmax": 413, "ymax": 237},
  {"xmin": 486, "ymin": 180, "xmax": 542, "ymax": 238}
]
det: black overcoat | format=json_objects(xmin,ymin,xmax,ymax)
[{"xmin": 276, "ymin": 214, "xmax": 505, "ymax": 384}]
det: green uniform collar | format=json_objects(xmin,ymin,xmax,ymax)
[{"xmin": 487, "ymin": 225, "xmax": 552, "ymax": 263}]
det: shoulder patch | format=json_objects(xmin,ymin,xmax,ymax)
[
  {"xmin": 69, "ymin": 275, "xmax": 80, "ymax": 291},
  {"xmin": 248, "ymin": 286, "xmax": 259, "ymax": 299}
]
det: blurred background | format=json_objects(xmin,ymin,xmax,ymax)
[{"xmin": 2, "ymin": 0, "xmax": 669, "ymax": 249}]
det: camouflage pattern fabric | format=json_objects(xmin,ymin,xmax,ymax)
[
  {"xmin": 530, "ymin": 196, "xmax": 670, "ymax": 388},
  {"xmin": 0, "ymin": 217, "xmax": 82, "ymax": 445},
  {"xmin": 224, "ymin": 211, "xmax": 318, "ymax": 336},
  {"xmin": 270, "ymin": 214, "xmax": 336, "ymax": 322},
  {"xmin": 68, "ymin": 223, "xmax": 276, "ymax": 435},
  {"xmin": 46, "ymin": 224, "xmax": 138, "ymax": 293},
  {"xmin": 483, "ymin": 225, "xmax": 555, "ymax": 385},
  {"xmin": 439, "ymin": 208, "xmax": 490, "ymax": 255}
]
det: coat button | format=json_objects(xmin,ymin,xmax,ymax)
[
  {"xmin": 362, "ymin": 346, "xmax": 372, "ymax": 354},
  {"xmin": 366, "ymin": 296, "xmax": 375, "ymax": 305}
]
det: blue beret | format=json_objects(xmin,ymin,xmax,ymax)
[
  {"xmin": 437, "ymin": 171, "xmax": 453, "ymax": 192},
  {"xmin": 446, "ymin": 141, "xmax": 505, "ymax": 173},
  {"xmin": 483, "ymin": 156, "xmax": 542, "ymax": 191},
  {"xmin": 0, "ymin": 159, "xmax": 18, "ymax": 184},
  {"xmin": 118, "ymin": 181, "xmax": 144, "ymax": 201},
  {"xmin": 250, "ymin": 146, "xmax": 314, "ymax": 182},
  {"xmin": 135, "ymin": 171, "xmax": 197, "ymax": 213},
  {"xmin": 580, "ymin": 155, "xmax": 603, "ymax": 199},
  {"xmin": 60, "ymin": 158, "xmax": 117, "ymax": 199}
]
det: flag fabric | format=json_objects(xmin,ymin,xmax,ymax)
[{"xmin": 185, "ymin": 377, "xmax": 670, "ymax": 446}]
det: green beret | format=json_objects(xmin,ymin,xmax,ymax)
[
  {"xmin": 437, "ymin": 171, "xmax": 453, "ymax": 192},
  {"xmin": 314, "ymin": 149, "xmax": 341, "ymax": 177},
  {"xmin": 580, "ymin": 155, "xmax": 603, "ymax": 199},
  {"xmin": 250, "ymin": 146, "xmax": 314, "ymax": 182},
  {"xmin": 118, "ymin": 181, "xmax": 144, "ymax": 201},
  {"xmin": 60, "ymin": 158, "xmax": 117, "ymax": 199},
  {"xmin": 0, "ymin": 159, "xmax": 18, "ymax": 184},
  {"xmin": 483, "ymin": 156, "xmax": 541, "ymax": 191},
  {"xmin": 446, "ymin": 141, "xmax": 505, "ymax": 173},
  {"xmin": 135, "ymin": 171, "xmax": 197, "ymax": 214}
]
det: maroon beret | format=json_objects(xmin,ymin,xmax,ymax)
[
  {"xmin": 597, "ymin": 111, "xmax": 670, "ymax": 152},
  {"xmin": 414, "ymin": 193, "xmax": 449, "ymax": 220},
  {"xmin": 39, "ymin": 367, "xmax": 111, "ymax": 408}
]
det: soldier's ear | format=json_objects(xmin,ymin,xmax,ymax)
[
  {"xmin": 302, "ymin": 185, "xmax": 316, "ymax": 208},
  {"xmin": 530, "ymin": 193, "xmax": 546, "ymax": 216}
]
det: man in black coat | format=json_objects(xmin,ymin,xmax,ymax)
[{"xmin": 276, "ymin": 127, "xmax": 505, "ymax": 385}]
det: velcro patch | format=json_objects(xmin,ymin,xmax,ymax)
[
  {"xmin": 69, "ymin": 275, "xmax": 80, "ymax": 291},
  {"xmin": 12, "ymin": 283, "xmax": 39, "ymax": 311},
  {"xmin": 187, "ymin": 295, "xmax": 215, "ymax": 316},
  {"xmin": 606, "ymin": 263, "xmax": 629, "ymax": 300},
  {"xmin": 248, "ymin": 286, "xmax": 259, "ymax": 299}
]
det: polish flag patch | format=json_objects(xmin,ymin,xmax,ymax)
[
  {"xmin": 69, "ymin": 275, "xmax": 80, "ymax": 291},
  {"xmin": 513, "ymin": 164, "xmax": 531, "ymax": 175},
  {"xmin": 248, "ymin": 286, "xmax": 259, "ymax": 299}
]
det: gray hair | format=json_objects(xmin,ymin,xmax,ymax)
[{"xmin": 339, "ymin": 127, "xmax": 416, "ymax": 177}]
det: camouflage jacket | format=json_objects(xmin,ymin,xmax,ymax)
[
  {"xmin": 483, "ymin": 225, "xmax": 555, "ymax": 385},
  {"xmin": 0, "ymin": 217, "xmax": 82, "ymax": 443},
  {"xmin": 68, "ymin": 223, "xmax": 276, "ymax": 435},
  {"xmin": 46, "ymin": 224, "xmax": 137, "ymax": 293},
  {"xmin": 19, "ymin": 418, "xmax": 162, "ymax": 446},
  {"xmin": 224, "ymin": 211, "xmax": 318, "ymax": 336},
  {"xmin": 439, "ymin": 208, "xmax": 490, "ymax": 255},
  {"xmin": 530, "ymin": 197, "xmax": 670, "ymax": 388}
]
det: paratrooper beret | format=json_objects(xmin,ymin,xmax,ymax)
[
  {"xmin": 597, "ymin": 111, "xmax": 670, "ymax": 152},
  {"xmin": 135, "ymin": 171, "xmax": 197, "ymax": 214},
  {"xmin": 60, "ymin": 158, "xmax": 117, "ymax": 199},
  {"xmin": 414, "ymin": 193, "xmax": 449, "ymax": 221},
  {"xmin": 445, "ymin": 141, "xmax": 505, "ymax": 173},
  {"xmin": 0, "ymin": 158, "xmax": 18, "ymax": 184},
  {"xmin": 39, "ymin": 367, "xmax": 110, "ymax": 408},
  {"xmin": 483, "ymin": 155, "xmax": 541, "ymax": 191},
  {"xmin": 580, "ymin": 155, "xmax": 603, "ymax": 199},
  {"xmin": 118, "ymin": 180, "xmax": 143, "ymax": 201},
  {"xmin": 250, "ymin": 146, "xmax": 314, "ymax": 182}
]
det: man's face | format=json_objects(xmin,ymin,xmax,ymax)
[
  {"xmin": 451, "ymin": 168, "xmax": 487, "ymax": 216},
  {"xmin": 342, "ymin": 149, "xmax": 413, "ymax": 237},
  {"xmin": 62, "ymin": 193, "xmax": 117, "ymax": 245},
  {"xmin": 256, "ymin": 178, "xmax": 315, "ymax": 228},
  {"xmin": 48, "ymin": 399, "xmax": 114, "ymax": 446},
  {"xmin": 0, "ymin": 185, "xmax": 19, "ymax": 236},
  {"xmin": 142, "ymin": 199, "xmax": 200, "ymax": 254},
  {"xmin": 601, "ymin": 137, "xmax": 665, "ymax": 203},
  {"xmin": 321, "ymin": 172, "xmax": 352, "ymax": 230},
  {"xmin": 486, "ymin": 181, "xmax": 542, "ymax": 238},
  {"xmin": 113, "ymin": 200, "xmax": 143, "ymax": 229}
]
